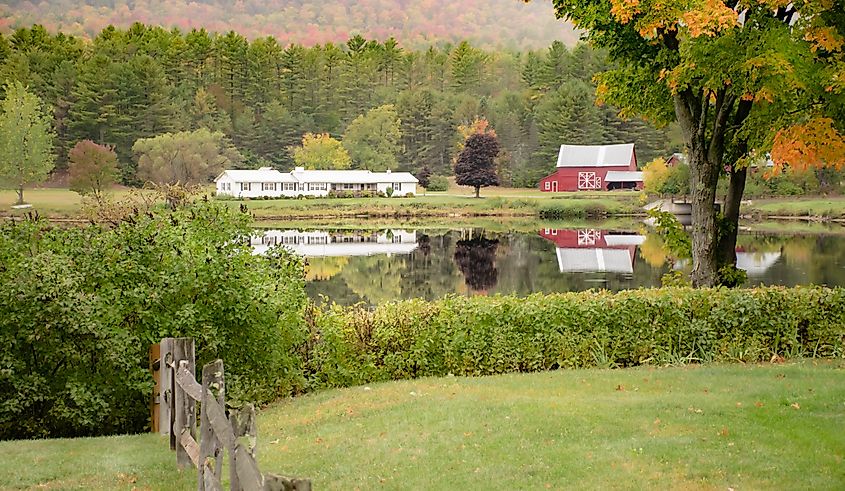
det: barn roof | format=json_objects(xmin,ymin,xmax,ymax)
[{"xmin": 556, "ymin": 143, "xmax": 635, "ymax": 168}]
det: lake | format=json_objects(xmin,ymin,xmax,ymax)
[{"xmin": 251, "ymin": 224, "xmax": 845, "ymax": 305}]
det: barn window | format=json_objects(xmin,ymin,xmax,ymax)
[
  {"xmin": 577, "ymin": 172, "xmax": 601, "ymax": 190},
  {"xmin": 544, "ymin": 181, "xmax": 550, "ymax": 190}
]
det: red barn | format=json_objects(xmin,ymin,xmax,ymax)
[{"xmin": 538, "ymin": 143, "xmax": 643, "ymax": 192}]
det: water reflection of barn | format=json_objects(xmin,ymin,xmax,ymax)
[
  {"xmin": 538, "ymin": 229, "xmax": 646, "ymax": 274},
  {"xmin": 251, "ymin": 229, "xmax": 418, "ymax": 256}
]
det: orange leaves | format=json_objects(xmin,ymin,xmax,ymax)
[
  {"xmin": 771, "ymin": 117, "xmax": 845, "ymax": 174},
  {"xmin": 804, "ymin": 27, "xmax": 845, "ymax": 54},
  {"xmin": 682, "ymin": 0, "xmax": 738, "ymax": 38}
]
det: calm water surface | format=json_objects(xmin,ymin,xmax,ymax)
[{"xmin": 251, "ymin": 225, "xmax": 845, "ymax": 305}]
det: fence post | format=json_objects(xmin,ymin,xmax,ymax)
[
  {"xmin": 199, "ymin": 359, "xmax": 226, "ymax": 490},
  {"xmin": 160, "ymin": 337, "xmax": 195, "ymax": 459},
  {"xmin": 149, "ymin": 342, "xmax": 161, "ymax": 433},
  {"xmin": 173, "ymin": 338, "xmax": 196, "ymax": 468}
]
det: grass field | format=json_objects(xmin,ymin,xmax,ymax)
[
  {"xmin": 2, "ymin": 361, "xmax": 843, "ymax": 490},
  {"xmin": 4, "ymin": 186, "xmax": 845, "ymax": 221}
]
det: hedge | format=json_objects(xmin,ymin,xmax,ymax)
[{"xmin": 304, "ymin": 287, "xmax": 845, "ymax": 388}]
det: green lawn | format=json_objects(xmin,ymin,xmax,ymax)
[
  {"xmin": 3, "ymin": 361, "xmax": 843, "ymax": 490},
  {"xmin": 744, "ymin": 197, "xmax": 845, "ymax": 219}
]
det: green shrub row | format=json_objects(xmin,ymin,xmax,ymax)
[{"xmin": 304, "ymin": 288, "xmax": 845, "ymax": 388}]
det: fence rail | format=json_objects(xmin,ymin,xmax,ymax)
[{"xmin": 156, "ymin": 337, "xmax": 311, "ymax": 491}]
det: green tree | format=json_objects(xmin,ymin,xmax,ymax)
[
  {"xmin": 68, "ymin": 140, "xmax": 118, "ymax": 202},
  {"xmin": 342, "ymin": 104, "xmax": 402, "ymax": 170},
  {"xmin": 132, "ymin": 128, "xmax": 242, "ymax": 185},
  {"xmin": 455, "ymin": 132, "xmax": 500, "ymax": 197},
  {"xmin": 552, "ymin": 0, "xmax": 845, "ymax": 286},
  {"xmin": 292, "ymin": 132, "xmax": 352, "ymax": 170},
  {"xmin": 0, "ymin": 81, "xmax": 55, "ymax": 204}
]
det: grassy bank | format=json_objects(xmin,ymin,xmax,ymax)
[
  {"xmin": 2, "ymin": 361, "xmax": 843, "ymax": 490},
  {"xmin": 5, "ymin": 188, "xmax": 845, "ymax": 222}
]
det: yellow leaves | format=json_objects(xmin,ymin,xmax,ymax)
[
  {"xmin": 682, "ymin": 0, "xmax": 738, "ymax": 37},
  {"xmin": 754, "ymin": 87, "xmax": 774, "ymax": 103},
  {"xmin": 771, "ymin": 117, "xmax": 845, "ymax": 174},
  {"xmin": 804, "ymin": 27, "xmax": 845, "ymax": 53},
  {"xmin": 610, "ymin": 0, "xmax": 642, "ymax": 24}
]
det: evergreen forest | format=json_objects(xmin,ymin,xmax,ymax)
[{"xmin": 0, "ymin": 24, "xmax": 679, "ymax": 187}]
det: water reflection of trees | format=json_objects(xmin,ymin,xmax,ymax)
[{"xmin": 454, "ymin": 236, "xmax": 500, "ymax": 292}]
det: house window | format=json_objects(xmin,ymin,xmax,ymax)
[
  {"xmin": 240, "ymin": 182, "xmax": 252, "ymax": 192},
  {"xmin": 283, "ymin": 183, "xmax": 296, "ymax": 191},
  {"xmin": 342, "ymin": 183, "xmax": 356, "ymax": 190},
  {"xmin": 393, "ymin": 183, "xmax": 402, "ymax": 191},
  {"xmin": 311, "ymin": 183, "xmax": 327, "ymax": 191},
  {"xmin": 262, "ymin": 182, "xmax": 276, "ymax": 191},
  {"xmin": 577, "ymin": 172, "xmax": 601, "ymax": 190},
  {"xmin": 544, "ymin": 181, "xmax": 550, "ymax": 190}
]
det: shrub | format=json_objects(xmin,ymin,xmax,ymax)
[
  {"xmin": 0, "ymin": 202, "xmax": 307, "ymax": 439},
  {"xmin": 305, "ymin": 288, "xmax": 845, "ymax": 388},
  {"xmin": 425, "ymin": 175, "xmax": 449, "ymax": 192}
]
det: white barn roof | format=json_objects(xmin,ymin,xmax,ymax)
[
  {"xmin": 556, "ymin": 143, "xmax": 636, "ymax": 168},
  {"xmin": 605, "ymin": 171, "xmax": 644, "ymax": 182}
]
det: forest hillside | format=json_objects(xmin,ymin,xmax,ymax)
[{"xmin": 0, "ymin": 0, "xmax": 578, "ymax": 48}]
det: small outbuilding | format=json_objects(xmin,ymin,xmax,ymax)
[{"xmin": 539, "ymin": 143, "xmax": 642, "ymax": 192}]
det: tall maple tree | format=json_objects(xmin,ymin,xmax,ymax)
[{"xmin": 550, "ymin": 0, "xmax": 845, "ymax": 286}]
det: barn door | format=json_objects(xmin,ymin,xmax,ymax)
[{"xmin": 552, "ymin": 181, "xmax": 558, "ymax": 192}]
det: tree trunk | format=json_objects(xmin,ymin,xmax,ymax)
[
  {"xmin": 717, "ymin": 167, "xmax": 747, "ymax": 267},
  {"xmin": 474, "ymin": 186, "xmax": 480, "ymax": 198},
  {"xmin": 16, "ymin": 186, "xmax": 24, "ymax": 205},
  {"xmin": 688, "ymin": 149, "xmax": 721, "ymax": 287}
]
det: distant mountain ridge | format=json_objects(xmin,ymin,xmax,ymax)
[{"xmin": 0, "ymin": 0, "xmax": 579, "ymax": 48}]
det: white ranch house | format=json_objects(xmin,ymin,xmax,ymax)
[{"xmin": 214, "ymin": 167, "xmax": 418, "ymax": 198}]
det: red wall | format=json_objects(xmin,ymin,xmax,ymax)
[
  {"xmin": 538, "ymin": 165, "xmax": 635, "ymax": 192},
  {"xmin": 539, "ymin": 148, "xmax": 639, "ymax": 192}
]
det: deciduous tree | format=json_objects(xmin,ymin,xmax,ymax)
[
  {"xmin": 342, "ymin": 104, "xmax": 402, "ymax": 170},
  {"xmin": 68, "ymin": 140, "xmax": 119, "ymax": 202},
  {"xmin": 551, "ymin": 0, "xmax": 845, "ymax": 286},
  {"xmin": 292, "ymin": 132, "xmax": 352, "ymax": 170},
  {"xmin": 0, "ymin": 81, "xmax": 55, "ymax": 204},
  {"xmin": 132, "ymin": 128, "xmax": 242, "ymax": 185},
  {"xmin": 455, "ymin": 132, "xmax": 500, "ymax": 197}
]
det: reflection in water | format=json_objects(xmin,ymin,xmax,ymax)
[
  {"xmin": 538, "ymin": 229, "xmax": 645, "ymax": 274},
  {"xmin": 251, "ymin": 229, "xmax": 418, "ymax": 256},
  {"xmin": 250, "ymin": 227, "xmax": 845, "ymax": 305},
  {"xmin": 454, "ymin": 236, "xmax": 500, "ymax": 293}
]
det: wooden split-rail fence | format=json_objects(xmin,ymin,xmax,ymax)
[{"xmin": 153, "ymin": 338, "xmax": 311, "ymax": 491}]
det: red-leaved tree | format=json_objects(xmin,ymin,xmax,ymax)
[{"xmin": 455, "ymin": 132, "xmax": 500, "ymax": 198}]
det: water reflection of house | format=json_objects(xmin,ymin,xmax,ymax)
[
  {"xmin": 251, "ymin": 230, "xmax": 418, "ymax": 256},
  {"xmin": 538, "ymin": 229, "xmax": 646, "ymax": 274}
]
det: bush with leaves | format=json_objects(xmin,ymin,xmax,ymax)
[
  {"xmin": 425, "ymin": 175, "xmax": 449, "ymax": 192},
  {"xmin": 306, "ymin": 287, "xmax": 845, "ymax": 388},
  {"xmin": 0, "ymin": 202, "xmax": 306, "ymax": 439}
]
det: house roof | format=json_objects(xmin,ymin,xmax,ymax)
[
  {"xmin": 290, "ymin": 169, "xmax": 418, "ymax": 184},
  {"xmin": 604, "ymin": 171, "xmax": 644, "ymax": 182},
  {"xmin": 215, "ymin": 167, "xmax": 294, "ymax": 183},
  {"xmin": 556, "ymin": 143, "xmax": 636, "ymax": 168}
]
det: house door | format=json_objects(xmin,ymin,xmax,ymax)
[{"xmin": 552, "ymin": 181, "xmax": 558, "ymax": 192}]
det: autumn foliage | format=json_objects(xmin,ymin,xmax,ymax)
[{"xmin": 68, "ymin": 140, "xmax": 119, "ymax": 201}]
